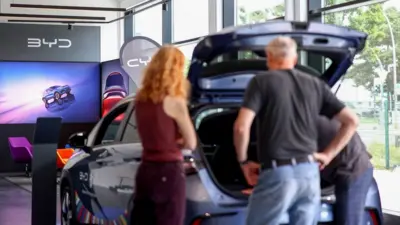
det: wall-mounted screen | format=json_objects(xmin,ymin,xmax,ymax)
[
  {"xmin": 101, "ymin": 59, "xmax": 136, "ymax": 120},
  {"xmin": 0, "ymin": 62, "xmax": 100, "ymax": 124}
]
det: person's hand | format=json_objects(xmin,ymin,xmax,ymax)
[
  {"xmin": 176, "ymin": 138, "xmax": 184, "ymax": 148},
  {"xmin": 241, "ymin": 188, "xmax": 254, "ymax": 195},
  {"xmin": 240, "ymin": 161, "xmax": 260, "ymax": 186},
  {"xmin": 313, "ymin": 152, "xmax": 333, "ymax": 170}
]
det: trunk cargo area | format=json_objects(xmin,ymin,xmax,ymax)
[{"xmin": 195, "ymin": 105, "xmax": 335, "ymax": 197}]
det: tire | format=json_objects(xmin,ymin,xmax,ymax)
[
  {"xmin": 54, "ymin": 92, "xmax": 61, "ymax": 100},
  {"xmin": 61, "ymin": 185, "xmax": 80, "ymax": 225}
]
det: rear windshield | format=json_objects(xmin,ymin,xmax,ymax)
[{"xmin": 206, "ymin": 50, "xmax": 332, "ymax": 79}]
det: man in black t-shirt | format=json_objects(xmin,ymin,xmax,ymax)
[
  {"xmin": 317, "ymin": 116, "xmax": 373, "ymax": 225},
  {"xmin": 233, "ymin": 36, "xmax": 359, "ymax": 225}
]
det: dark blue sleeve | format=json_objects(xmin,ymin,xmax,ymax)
[
  {"xmin": 242, "ymin": 77, "xmax": 263, "ymax": 114},
  {"xmin": 319, "ymin": 82, "xmax": 345, "ymax": 118}
]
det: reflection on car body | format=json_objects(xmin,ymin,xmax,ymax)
[{"xmin": 59, "ymin": 21, "xmax": 382, "ymax": 225}]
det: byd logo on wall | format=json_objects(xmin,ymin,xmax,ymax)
[
  {"xmin": 127, "ymin": 56, "xmax": 151, "ymax": 68},
  {"xmin": 27, "ymin": 38, "xmax": 72, "ymax": 48}
]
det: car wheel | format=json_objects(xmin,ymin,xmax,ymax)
[
  {"xmin": 55, "ymin": 92, "xmax": 61, "ymax": 100},
  {"xmin": 61, "ymin": 185, "xmax": 80, "ymax": 225}
]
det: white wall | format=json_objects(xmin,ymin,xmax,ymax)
[
  {"xmin": 0, "ymin": 0, "xmax": 123, "ymax": 62},
  {"xmin": 119, "ymin": 0, "xmax": 146, "ymax": 9}
]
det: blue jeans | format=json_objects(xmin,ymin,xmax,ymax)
[
  {"xmin": 334, "ymin": 167, "xmax": 373, "ymax": 225},
  {"xmin": 246, "ymin": 162, "xmax": 320, "ymax": 225}
]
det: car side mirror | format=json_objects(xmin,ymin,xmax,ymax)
[{"xmin": 68, "ymin": 132, "xmax": 87, "ymax": 149}]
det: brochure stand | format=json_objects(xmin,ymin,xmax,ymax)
[{"xmin": 31, "ymin": 117, "xmax": 62, "ymax": 225}]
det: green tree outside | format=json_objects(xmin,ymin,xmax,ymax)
[{"xmin": 325, "ymin": 2, "xmax": 400, "ymax": 98}]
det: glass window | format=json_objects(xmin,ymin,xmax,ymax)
[
  {"xmin": 172, "ymin": 0, "xmax": 209, "ymax": 42},
  {"xmin": 236, "ymin": 0, "xmax": 284, "ymax": 25},
  {"xmin": 91, "ymin": 103, "xmax": 129, "ymax": 146},
  {"xmin": 121, "ymin": 108, "xmax": 140, "ymax": 143},
  {"xmin": 175, "ymin": 41, "xmax": 199, "ymax": 74},
  {"xmin": 323, "ymin": 0, "xmax": 358, "ymax": 7},
  {"xmin": 102, "ymin": 123, "xmax": 122, "ymax": 144},
  {"xmin": 133, "ymin": 5, "xmax": 163, "ymax": 44},
  {"xmin": 323, "ymin": 0, "xmax": 400, "ymax": 169}
]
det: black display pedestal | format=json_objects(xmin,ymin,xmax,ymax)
[{"xmin": 31, "ymin": 117, "xmax": 62, "ymax": 225}]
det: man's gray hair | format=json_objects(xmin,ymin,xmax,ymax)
[{"xmin": 265, "ymin": 36, "xmax": 297, "ymax": 58}]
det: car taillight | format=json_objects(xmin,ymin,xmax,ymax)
[
  {"xmin": 191, "ymin": 213, "xmax": 210, "ymax": 225},
  {"xmin": 368, "ymin": 210, "xmax": 379, "ymax": 225},
  {"xmin": 191, "ymin": 218, "xmax": 202, "ymax": 225}
]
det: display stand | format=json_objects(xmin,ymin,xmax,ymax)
[{"xmin": 31, "ymin": 117, "xmax": 62, "ymax": 225}]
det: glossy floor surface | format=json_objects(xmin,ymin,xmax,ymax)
[{"xmin": 0, "ymin": 175, "xmax": 399, "ymax": 225}]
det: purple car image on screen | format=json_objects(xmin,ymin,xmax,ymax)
[{"xmin": 42, "ymin": 85, "xmax": 74, "ymax": 109}]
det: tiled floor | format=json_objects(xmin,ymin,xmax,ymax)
[{"xmin": 0, "ymin": 175, "xmax": 398, "ymax": 225}]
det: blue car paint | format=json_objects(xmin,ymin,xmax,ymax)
[
  {"xmin": 61, "ymin": 21, "xmax": 382, "ymax": 225},
  {"xmin": 42, "ymin": 85, "xmax": 71, "ymax": 102}
]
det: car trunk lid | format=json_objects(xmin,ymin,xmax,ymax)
[{"xmin": 187, "ymin": 21, "xmax": 367, "ymax": 103}]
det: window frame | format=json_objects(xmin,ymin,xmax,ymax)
[
  {"xmin": 118, "ymin": 104, "xmax": 141, "ymax": 144},
  {"xmin": 86, "ymin": 101, "xmax": 134, "ymax": 147}
]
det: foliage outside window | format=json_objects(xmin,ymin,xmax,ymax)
[
  {"xmin": 323, "ymin": 0, "xmax": 359, "ymax": 7},
  {"xmin": 236, "ymin": 0, "xmax": 284, "ymax": 25},
  {"xmin": 325, "ymin": 0, "xmax": 400, "ymax": 169}
]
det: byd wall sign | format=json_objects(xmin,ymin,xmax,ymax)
[
  {"xmin": 27, "ymin": 38, "xmax": 72, "ymax": 48},
  {"xmin": 119, "ymin": 36, "xmax": 161, "ymax": 89},
  {"xmin": 0, "ymin": 23, "xmax": 100, "ymax": 62}
]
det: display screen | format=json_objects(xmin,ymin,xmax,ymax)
[
  {"xmin": 101, "ymin": 59, "xmax": 136, "ymax": 120},
  {"xmin": 0, "ymin": 62, "xmax": 100, "ymax": 124}
]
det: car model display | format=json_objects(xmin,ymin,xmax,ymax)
[
  {"xmin": 42, "ymin": 85, "xmax": 72, "ymax": 108},
  {"xmin": 102, "ymin": 72, "xmax": 127, "ymax": 120},
  {"xmin": 60, "ymin": 21, "xmax": 383, "ymax": 225}
]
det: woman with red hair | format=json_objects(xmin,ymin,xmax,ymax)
[{"xmin": 131, "ymin": 45, "xmax": 197, "ymax": 225}]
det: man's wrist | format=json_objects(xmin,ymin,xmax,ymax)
[
  {"xmin": 323, "ymin": 148, "xmax": 338, "ymax": 160},
  {"xmin": 238, "ymin": 159, "xmax": 249, "ymax": 165}
]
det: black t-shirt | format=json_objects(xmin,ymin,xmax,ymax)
[
  {"xmin": 317, "ymin": 117, "xmax": 372, "ymax": 182},
  {"xmin": 242, "ymin": 69, "xmax": 345, "ymax": 163}
]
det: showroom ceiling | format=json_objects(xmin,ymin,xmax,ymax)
[{"xmin": 0, "ymin": 0, "xmax": 146, "ymax": 24}]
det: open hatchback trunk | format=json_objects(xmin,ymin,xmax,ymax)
[
  {"xmin": 195, "ymin": 105, "xmax": 335, "ymax": 198},
  {"xmin": 187, "ymin": 21, "xmax": 367, "ymax": 198}
]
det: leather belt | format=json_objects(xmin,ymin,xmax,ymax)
[{"xmin": 261, "ymin": 155, "xmax": 315, "ymax": 170}]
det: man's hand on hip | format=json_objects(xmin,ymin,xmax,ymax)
[{"xmin": 313, "ymin": 152, "xmax": 334, "ymax": 170}]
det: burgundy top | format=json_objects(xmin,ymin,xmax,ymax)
[{"xmin": 135, "ymin": 100, "xmax": 183, "ymax": 162}]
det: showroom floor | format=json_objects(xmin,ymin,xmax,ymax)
[
  {"xmin": 0, "ymin": 175, "xmax": 61, "ymax": 225},
  {"xmin": 0, "ymin": 174, "xmax": 399, "ymax": 225}
]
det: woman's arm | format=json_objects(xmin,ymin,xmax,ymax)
[{"xmin": 163, "ymin": 96, "xmax": 197, "ymax": 150}]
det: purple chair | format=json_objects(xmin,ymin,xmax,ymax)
[{"xmin": 8, "ymin": 137, "xmax": 33, "ymax": 176}]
